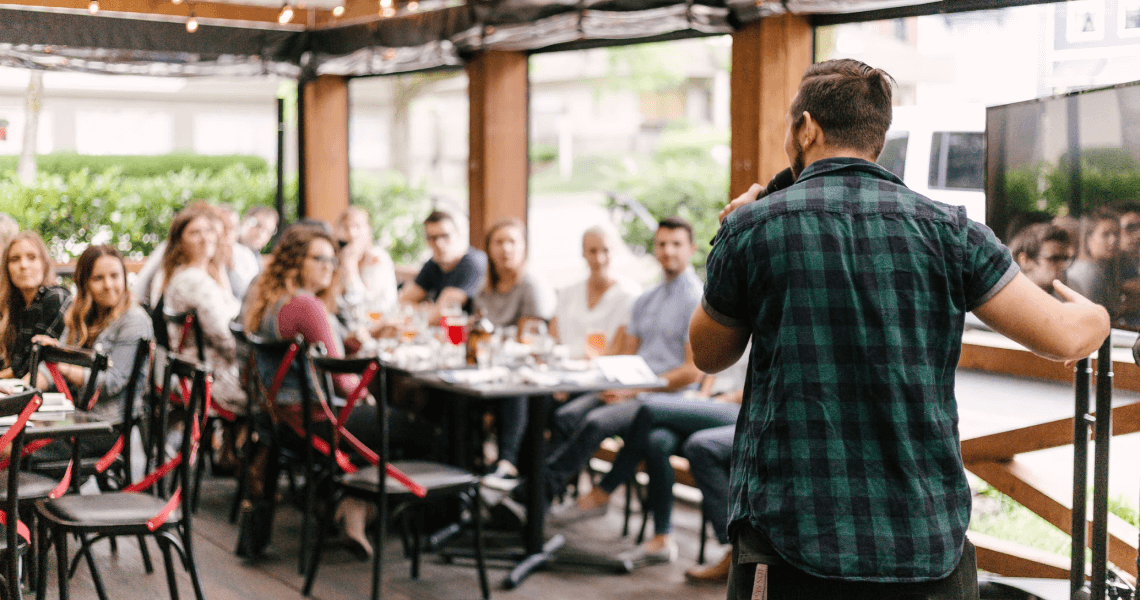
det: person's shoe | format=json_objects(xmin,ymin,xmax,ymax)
[
  {"xmin": 617, "ymin": 540, "xmax": 679, "ymax": 567},
  {"xmin": 481, "ymin": 461, "xmax": 521, "ymax": 492},
  {"xmin": 547, "ymin": 500, "xmax": 608, "ymax": 526},
  {"xmin": 685, "ymin": 550, "xmax": 732, "ymax": 583}
]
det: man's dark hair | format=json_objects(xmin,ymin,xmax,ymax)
[
  {"xmin": 790, "ymin": 59, "xmax": 895, "ymax": 158},
  {"xmin": 1008, "ymin": 223, "xmax": 1073, "ymax": 261},
  {"xmin": 245, "ymin": 205, "xmax": 279, "ymax": 222},
  {"xmin": 658, "ymin": 216, "xmax": 694, "ymax": 244},
  {"xmin": 424, "ymin": 210, "xmax": 455, "ymax": 228}
]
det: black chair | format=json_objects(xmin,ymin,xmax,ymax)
[
  {"xmin": 235, "ymin": 330, "xmax": 315, "ymax": 572},
  {"xmin": 301, "ymin": 354, "xmax": 490, "ymax": 600},
  {"xmin": 161, "ymin": 306, "xmax": 216, "ymax": 512},
  {"xmin": 0, "ymin": 390, "xmax": 45, "ymax": 599},
  {"xmin": 34, "ymin": 352, "xmax": 210, "ymax": 600}
]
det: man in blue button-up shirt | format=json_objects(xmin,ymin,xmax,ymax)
[{"xmin": 540, "ymin": 217, "xmax": 705, "ymax": 513}]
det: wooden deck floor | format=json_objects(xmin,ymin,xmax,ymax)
[{"xmin": 37, "ymin": 476, "xmax": 728, "ymax": 600}]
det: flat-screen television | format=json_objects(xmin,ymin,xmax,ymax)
[{"xmin": 986, "ymin": 82, "xmax": 1140, "ymax": 332}]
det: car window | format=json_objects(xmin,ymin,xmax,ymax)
[{"xmin": 928, "ymin": 131, "xmax": 984, "ymax": 190}]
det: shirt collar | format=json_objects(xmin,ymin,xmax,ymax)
[{"xmin": 796, "ymin": 157, "xmax": 905, "ymax": 187}]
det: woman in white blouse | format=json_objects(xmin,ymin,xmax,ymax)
[{"xmin": 550, "ymin": 225, "xmax": 640, "ymax": 359}]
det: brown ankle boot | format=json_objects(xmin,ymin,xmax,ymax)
[{"xmin": 685, "ymin": 549, "xmax": 732, "ymax": 583}]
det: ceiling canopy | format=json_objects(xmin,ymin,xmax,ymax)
[{"xmin": 0, "ymin": 0, "xmax": 1057, "ymax": 77}]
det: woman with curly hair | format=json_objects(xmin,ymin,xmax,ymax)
[
  {"xmin": 30, "ymin": 245, "xmax": 153, "ymax": 461},
  {"xmin": 160, "ymin": 205, "xmax": 246, "ymax": 417},
  {"xmin": 242, "ymin": 222, "xmax": 405, "ymax": 559},
  {"xmin": 0, "ymin": 231, "xmax": 70, "ymax": 381}
]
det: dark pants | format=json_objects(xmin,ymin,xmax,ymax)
[
  {"xmin": 543, "ymin": 393, "xmax": 642, "ymax": 497},
  {"xmin": 596, "ymin": 395, "xmax": 738, "ymax": 537},
  {"xmin": 727, "ymin": 524, "xmax": 979, "ymax": 600},
  {"xmin": 496, "ymin": 396, "xmax": 528, "ymax": 467},
  {"xmin": 682, "ymin": 424, "xmax": 735, "ymax": 544}
]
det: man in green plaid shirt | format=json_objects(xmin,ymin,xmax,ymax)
[{"xmin": 690, "ymin": 59, "xmax": 1110, "ymax": 599}]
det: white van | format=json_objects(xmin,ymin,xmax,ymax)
[{"xmin": 877, "ymin": 105, "xmax": 987, "ymax": 224}]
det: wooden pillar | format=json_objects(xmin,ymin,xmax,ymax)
[
  {"xmin": 730, "ymin": 15, "xmax": 813, "ymax": 199},
  {"xmin": 300, "ymin": 75, "xmax": 350, "ymax": 223},
  {"xmin": 467, "ymin": 50, "xmax": 529, "ymax": 249}
]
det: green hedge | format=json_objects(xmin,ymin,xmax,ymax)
[
  {"xmin": 0, "ymin": 165, "xmax": 429, "ymax": 265},
  {"xmin": 0, "ymin": 152, "xmax": 268, "ymax": 178}
]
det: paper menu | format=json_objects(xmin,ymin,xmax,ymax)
[{"xmin": 592, "ymin": 355, "xmax": 658, "ymax": 386}]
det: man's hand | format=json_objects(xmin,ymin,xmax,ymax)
[
  {"xmin": 600, "ymin": 389, "xmax": 640, "ymax": 404},
  {"xmin": 1053, "ymin": 279, "xmax": 1111, "ymax": 368},
  {"xmin": 719, "ymin": 183, "xmax": 764, "ymax": 224}
]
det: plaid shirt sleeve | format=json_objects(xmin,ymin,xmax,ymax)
[
  {"xmin": 702, "ymin": 220, "xmax": 749, "ymax": 328},
  {"xmin": 961, "ymin": 218, "xmax": 1019, "ymax": 311}
]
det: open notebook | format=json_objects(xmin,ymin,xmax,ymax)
[{"xmin": 0, "ymin": 392, "xmax": 76, "ymax": 426}]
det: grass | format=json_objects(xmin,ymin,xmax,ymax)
[
  {"xmin": 968, "ymin": 478, "xmax": 1140, "ymax": 566},
  {"xmin": 528, "ymin": 154, "xmax": 628, "ymax": 194}
]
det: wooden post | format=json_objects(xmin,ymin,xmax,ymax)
[
  {"xmin": 730, "ymin": 15, "xmax": 813, "ymax": 199},
  {"xmin": 467, "ymin": 50, "xmax": 529, "ymax": 249},
  {"xmin": 300, "ymin": 75, "xmax": 350, "ymax": 224}
]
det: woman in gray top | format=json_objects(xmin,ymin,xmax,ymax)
[
  {"xmin": 32, "ymin": 245, "xmax": 153, "ymax": 460},
  {"xmin": 475, "ymin": 218, "xmax": 555, "ymax": 483}
]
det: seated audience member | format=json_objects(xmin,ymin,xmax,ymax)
[
  {"xmin": 399, "ymin": 210, "xmax": 487, "ymax": 313},
  {"xmin": 134, "ymin": 201, "xmax": 242, "ymax": 309},
  {"xmin": 551, "ymin": 225, "xmax": 640, "ymax": 358},
  {"xmin": 335, "ymin": 206, "xmax": 398, "ymax": 324},
  {"xmin": 1067, "ymin": 208, "xmax": 1122, "ymax": 313},
  {"xmin": 556, "ymin": 349, "xmax": 748, "ymax": 568},
  {"xmin": 475, "ymin": 218, "xmax": 556, "ymax": 483},
  {"xmin": 538, "ymin": 217, "xmax": 704, "ymax": 507},
  {"xmin": 0, "ymin": 213, "xmax": 18, "ymax": 251},
  {"xmin": 28, "ymin": 245, "xmax": 153, "ymax": 462},
  {"xmin": 239, "ymin": 205, "xmax": 279, "ymax": 253},
  {"xmin": 1008, "ymin": 223, "xmax": 1074, "ymax": 294},
  {"xmin": 160, "ymin": 206, "xmax": 246, "ymax": 419},
  {"xmin": 218, "ymin": 204, "xmax": 261, "ymax": 300},
  {"xmin": 242, "ymin": 223, "xmax": 431, "ymax": 558},
  {"xmin": 1116, "ymin": 208, "xmax": 1139, "ymax": 330},
  {"xmin": 0, "ymin": 231, "xmax": 71, "ymax": 380}
]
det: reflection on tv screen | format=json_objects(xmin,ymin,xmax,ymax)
[{"xmin": 986, "ymin": 82, "xmax": 1140, "ymax": 332}]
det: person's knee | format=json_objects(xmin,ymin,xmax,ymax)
[{"xmin": 646, "ymin": 428, "xmax": 677, "ymax": 459}]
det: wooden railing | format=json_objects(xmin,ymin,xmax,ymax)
[{"xmin": 959, "ymin": 336, "xmax": 1140, "ymax": 585}]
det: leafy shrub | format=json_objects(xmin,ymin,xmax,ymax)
[
  {"xmin": 529, "ymin": 142, "xmax": 558, "ymax": 165},
  {"xmin": 602, "ymin": 150, "xmax": 728, "ymax": 275},
  {"xmin": 0, "ymin": 164, "xmax": 428, "ymax": 267},
  {"xmin": 0, "ymin": 152, "xmax": 268, "ymax": 178}
]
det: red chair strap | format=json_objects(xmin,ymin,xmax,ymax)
[
  {"xmin": 49, "ymin": 460, "xmax": 72, "ymax": 499},
  {"xmin": 0, "ymin": 510, "xmax": 30, "ymax": 543},
  {"xmin": 0, "ymin": 394, "xmax": 41, "ymax": 452},
  {"xmin": 176, "ymin": 314, "xmax": 194, "ymax": 354},
  {"xmin": 45, "ymin": 362, "xmax": 72, "ymax": 404},
  {"xmin": 94, "ymin": 435, "xmax": 125, "ymax": 474},
  {"xmin": 147, "ymin": 487, "xmax": 181, "ymax": 532},
  {"xmin": 124, "ymin": 452, "xmax": 182, "ymax": 493},
  {"xmin": 268, "ymin": 343, "xmax": 300, "ymax": 406}
]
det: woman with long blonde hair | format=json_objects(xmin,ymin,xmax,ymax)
[
  {"xmin": 0, "ymin": 231, "xmax": 70, "ymax": 380},
  {"xmin": 30, "ymin": 245, "xmax": 153, "ymax": 461}
]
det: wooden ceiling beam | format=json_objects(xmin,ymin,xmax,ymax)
[{"xmin": 0, "ymin": 0, "xmax": 332, "ymax": 26}]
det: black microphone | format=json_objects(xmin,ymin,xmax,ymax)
[{"xmin": 761, "ymin": 168, "xmax": 796, "ymax": 198}]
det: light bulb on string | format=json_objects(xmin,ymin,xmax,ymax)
[
  {"xmin": 278, "ymin": 4, "xmax": 294, "ymax": 23},
  {"xmin": 88, "ymin": 0, "xmax": 99, "ymax": 14},
  {"xmin": 172, "ymin": 0, "xmax": 183, "ymax": 4},
  {"xmin": 332, "ymin": 3, "xmax": 345, "ymax": 16},
  {"xmin": 186, "ymin": 15, "xmax": 198, "ymax": 31},
  {"xmin": 407, "ymin": 1, "xmax": 418, "ymax": 10}
]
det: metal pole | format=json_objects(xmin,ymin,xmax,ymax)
[
  {"xmin": 1090, "ymin": 337, "xmax": 1114, "ymax": 600},
  {"xmin": 1071, "ymin": 356, "xmax": 1091, "ymax": 599},
  {"xmin": 275, "ymin": 97, "xmax": 285, "ymax": 227}
]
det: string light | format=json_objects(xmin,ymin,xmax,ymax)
[
  {"xmin": 186, "ymin": 7, "xmax": 198, "ymax": 31},
  {"xmin": 278, "ymin": 3, "xmax": 293, "ymax": 23},
  {"xmin": 379, "ymin": 0, "xmax": 391, "ymax": 8},
  {"xmin": 407, "ymin": 1, "xmax": 418, "ymax": 10},
  {"xmin": 380, "ymin": 6, "xmax": 394, "ymax": 16},
  {"xmin": 172, "ymin": 0, "xmax": 183, "ymax": 4},
  {"xmin": 332, "ymin": 3, "xmax": 345, "ymax": 16},
  {"xmin": 88, "ymin": 0, "xmax": 99, "ymax": 14}
]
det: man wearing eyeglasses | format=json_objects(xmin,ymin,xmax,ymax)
[
  {"xmin": 1008, "ymin": 222, "xmax": 1075, "ymax": 295},
  {"xmin": 399, "ymin": 210, "xmax": 488, "ymax": 312}
]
